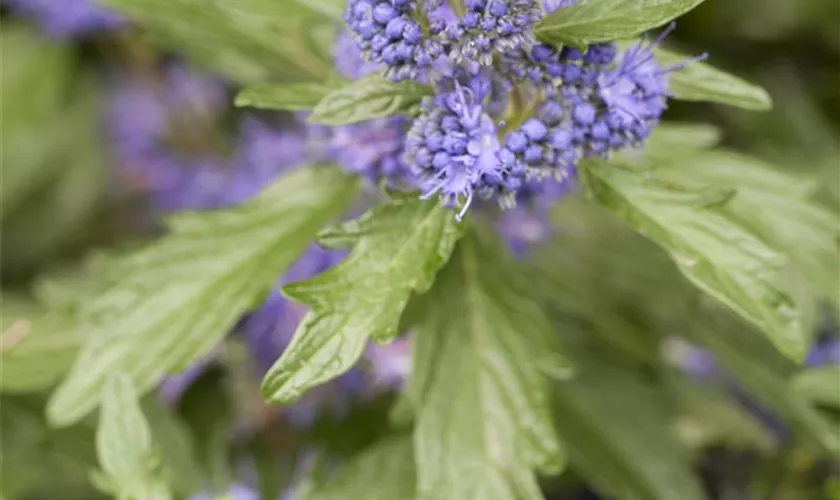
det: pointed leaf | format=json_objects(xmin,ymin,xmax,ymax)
[
  {"xmin": 404, "ymin": 227, "xmax": 572, "ymax": 500},
  {"xmin": 97, "ymin": 374, "xmax": 168, "ymax": 499},
  {"xmin": 308, "ymin": 74, "xmax": 432, "ymax": 125},
  {"xmin": 553, "ymin": 360, "xmax": 706, "ymax": 500},
  {"xmin": 580, "ymin": 159, "xmax": 808, "ymax": 360},
  {"xmin": 536, "ymin": 0, "xmax": 707, "ymax": 48},
  {"xmin": 657, "ymin": 47, "xmax": 772, "ymax": 110},
  {"xmin": 261, "ymin": 197, "xmax": 462, "ymax": 403},
  {"xmin": 48, "ymin": 167, "xmax": 357, "ymax": 426},
  {"xmin": 235, "ymin": 80, "xmax": 346, "ymax": 111}
]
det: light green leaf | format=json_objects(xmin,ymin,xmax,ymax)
[
  {"xmin": 97, "ymin": 374, "xmax": 169, "ymax": 500},
  {"xmin": 99, "ymin": 0, "xmax": 335, "ymax": 83},
  {"xmin": 580, "ymin": 159, "xmax": 808, "ymax": 360},
  {"xmin": 291, "ymin": 0, "xmax": 345, "ymax": 21},
  {"xmin": 651, "ymin": 151, "xmax": 837, "ymax": 305},
  {"xmin": 792, "ymin": 366, "xmax": 840, "ymax": 409},
  {"xmin": 0, "ymin": 293, "xmax": 80, "ymax": 393},
  {"xmin": 308, "ymin": 74, "xmax": 432, "ymax": 125},
  {"xmin": 142, "ymin": 396, "xmax": 204, "ymax": 498},
  {"xmin": 643, "ymin": 122, "xmax": 722, "ymax": 157},
  {"xmin": 235, "ymin": 80, "xmax": 346, "ymax": 111},
  {"xmin": 261, "ymin": 197, "xmax": 461, "ymax": 403},
  {"xmin": 303, "ymin": 436, "xmax": 416, "ymax": 500},
  {"xmin": 47, "ymin": 167, "xmax": 358, "ymax": 427},
  {"xmin": 403, "ymin": 227, "xmax": 571, "ymax": 500},
  {"xmin": 553, "ymin": 360, "xmax": 706, "ymax": 500},
  {"xmin": 535, "ymin": 0, "xmax": 706, "ymax": 47},
  {"xmin": 656, "ymin": 47, "xmax": 773, "ymax": 110}
]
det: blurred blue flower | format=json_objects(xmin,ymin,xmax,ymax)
[{"xmin": 6, "ymin": 0, "xmax": 124, "ymax": 38}]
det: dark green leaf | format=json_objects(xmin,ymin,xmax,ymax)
[
  {"xmin": 403, "ymin": 227, "xmax": 571, "ymax": 500},
  {"xmin": 47, "ymin": 167, "xmax": 358, "ymax": 427},
  {"xmin": 235, "ymin": 80, "xmax": 346, "ymax": 111},
  {"xmin": 303, "ymin": 436, "xmax": 416, "ymax": 500},
  {"xmin": 656, "ymin": 47, "xmax": 773, "ymax": 110},
  {"xmin": 580, "ymin": 158, "xmax": 808, "ymax": 360},
  {"xmin": 96, "ymin": 374, "xmax": 168, "ymax": 499},
  {"xmin": 261, "ymin": 197, "xmax": 461, "ymax": 403},
  {"xmin": 0, "ymin": 395, "xmax": 100, "ymax": 500},
  {"xmin": 308, "ymin": 74, "xmax": 432, "ymax": 125},
  {"xmin": 553, "ymin": 359, "xmax": 706, "ymax": 500},
  {"xmin": 536, "ymin": 0, "xmax": 707, "ymax": 47}
]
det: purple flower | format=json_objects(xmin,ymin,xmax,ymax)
[
  {"xmin": 327, "ymin": 32, "xmax": 414, "ymax": 186},
  {"xmin": 365, "ymin": 336, "xmax": 412, "ymax": 390},
  {"xmin": 5, "ymin": 0, "xmax": 124, "ymax": 38},
  {"xmin": 405, "ymin": 70, "xmax": 518, "ymax": 218},
  {"xmin": 447, "ymin": 0, "xmax": 542, "ymax": 66},
  {"xmin": 805, "ymin": 336, "xmax": 840, "ymax": 367},
  {"xmin": 189, "ymin": 484, "xmax": 259, "ymax": 500},
  {"xmin": 497, "ymin": 176, "xmax": 575, "ymax": 255},
  {"xmin": 344, "ymin": 0, "xmax": 434, "ymax": 81},
  {"xmin": 541, "ymin": 0, "xmax": 579, "ymax": 13},
  {"xmin": 327, "ymin": 118, "xmax": 413, "ymax": 186},
  {"xmin": 333, "ymin": 30, "xmax": 383, "ymax": 80}
]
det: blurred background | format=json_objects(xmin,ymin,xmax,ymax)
[{"xmin": 0, "ymin": 0, "xmax": 838, "ymax": 499}]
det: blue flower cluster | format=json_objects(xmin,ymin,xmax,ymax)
[{"xmin": 343, "ymin": 0, "xmax": 699, "ymax": 221}]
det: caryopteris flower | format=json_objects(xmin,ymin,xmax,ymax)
[
  {"xmin": 405, "ymin": 69, "xmax": 517, "ymax": 219},
  {"xmin": 345, "ymin": 0, "xmax": 429, "ymax": 81}
]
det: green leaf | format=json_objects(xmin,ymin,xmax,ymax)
[
  {"xmin": 235, "ymin": 80, "xmax": 346, "ymax": 111},
  {"xmin": 535, "ymin": 0, "xmax": 707, "ymax": 47},
  {"xmin": 669, "ymin": 375, "xmax": 774, "ymax": 451},
  {"xmin": 142, "ymin": 396, "xmax": 204, "ymax": 498},
  {"xmin": 99, "ymin": 0, "xmax": 335, "ymax": 83},
  {"xmin": 0, "ymin": 293, "xmax": 80, "ymax": 393},
  {"xmin": 0, "ymin": 395, "xmax": 99, "ymax": 500},
  {"xmin": 261, "ymin": 197, "xmax": 461, "ymax": 403},
  {"xmin": 303, "ymin": 436, "xmax": 416, "ymax": 500},
  {"xmin": 290, "ymin": 0, "xmax": 345, "ymax": 21},
  {"xmin": 308, "ymin": 74, "xmax": 432, "ymax": 125},
  {"xmin": 792, "ymin": 366, "xmax": 840, "ymax": 409},
  {"xmin": 402, "ymin": 227, "xmax": 572, "ymax": 500},
  {"xmin": 47, "ymin": 167, "xmax": 358, "ymax": 427},
  {"xmin": 643, "ymin": 122, "xmax": 722, "ymax": 157},
  {"xmin": 580, "ymin": 159, "xmax": 808, "ymax": 360},
  {"xmin": 97, "ymin": 374, "xmax": 169, "ymax": 500},
  {"xmin": 684, "ymin": 301, "xmax": 840, "ymax": 455},
  {"xmin": 553, "ymin": 359, "xmax": 706, "ymax": 500},
  {"xmin": 650, "ymin": 151, "xmax": 837, "ymax": 305},
  {"xmin": 656, "ymin": 47, "xmax": 773, "ymax": 110}
]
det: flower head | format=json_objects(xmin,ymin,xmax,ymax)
[
  {"xmin": 405, "ymin": 71, "xmax": 517, "ymax": 218},
  {"xmin": 447, "ymin": 0, "xmax": 542, "ymax": 66},
  {"xmin": 345, "ymin": 0, "xmax": 432, "ymax": 81}
]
